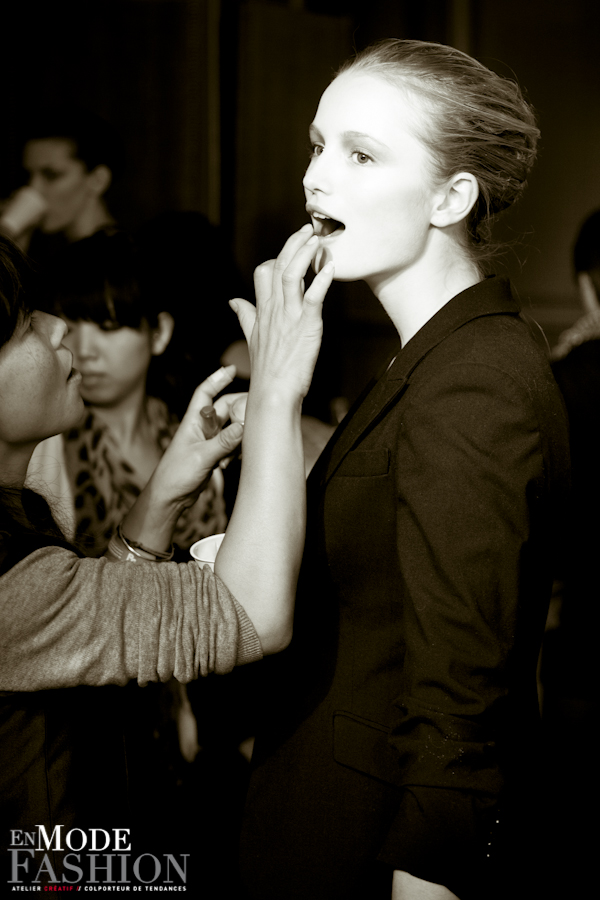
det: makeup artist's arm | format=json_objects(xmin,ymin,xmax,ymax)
[{"xmin": 215, "ymin": 225, "xmax": 333, "ymax": 653}]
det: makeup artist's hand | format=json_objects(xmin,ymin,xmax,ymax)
[
  {"xmin": 115, "ymin": 367, "xmax": 244, "ymax": 555},
  {"xmin": 150, "ymin": 365, "xmax": 245, "ymax": 511},
  {"xmin": 230, "ymin": 224, "xmax": 334, "ymax": 401}
]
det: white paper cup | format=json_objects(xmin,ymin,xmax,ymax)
[
  {"xmin": 189, "ymin": 533, "xmax": 225, "ymax": 571},
  {"xmin": 0, "ymin": 187, "xmax": 47, "ymax": 236}
]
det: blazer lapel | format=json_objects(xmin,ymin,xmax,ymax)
[
  {"xmin": 315, "ymin": 366, "xmax": 407, "ymax": 489},
  {"xmin": 308, "ymin": 277, "xmax": 520, "ymax": 493}
]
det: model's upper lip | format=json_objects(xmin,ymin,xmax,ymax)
[
  {"xmin": 306, "ymin": 203, "xmax": 338, "ymax": 219},
  {"xmin": 306, "ymin": 204, "xmax": 345, "ymax": 237}
]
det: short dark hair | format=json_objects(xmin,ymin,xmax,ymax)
[
  {"xmin": 23, "ymin": 106, "xmax": 125, "ymax": 181},
  {"xmin": 0, "ymin": 234, "xmax": 34, "ymax": 349},
  {"xmin": 48, "ymin": 230, "xmax": 152, "ymax": 329}
]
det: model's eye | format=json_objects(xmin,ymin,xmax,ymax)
[
  {"xmin": 310, "ymin": 144, "xmax": 324, "ymax": 158},
  {"xmin": 352, "ymin": 151, "xmax": 372, "ymax": 165}
]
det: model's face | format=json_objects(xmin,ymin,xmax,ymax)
[
  {"xmin": 22, "ymin": 138, "xmax": 94, "ymax": 234},
  {"xmin": 0, "ymin": 311, "xmax": 83, "ymax": 446},
  {"xmin": 62, "ymin": 318, "xmax": 155, "ymax": 407},
  {"xmin": 303, "ymin": 71, "xmax": 440, "ymax": 288}
]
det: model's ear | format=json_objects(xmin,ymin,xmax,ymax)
[
  {"xmin": 151, "ymin": 312, "xmax": 175, "ymax": 356},
  {"xmin": 431, "ymin": 172, "xmax": 479, "ymax": 228},
  {"xmin": 577, "ymin": 272, "xmax": 600, "ymax": 314},
  {"xmin": 88, "ymin": 164, "xmax": 112, "ymax": 197}
]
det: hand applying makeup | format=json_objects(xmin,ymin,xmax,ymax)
[{"xmin": 230, "ymin": 223, "xmax": 334, "ymax": 403}]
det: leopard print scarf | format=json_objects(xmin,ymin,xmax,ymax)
[{"xmin": 63, "ymin": 397, "xmax": 227, "ymax": 557}]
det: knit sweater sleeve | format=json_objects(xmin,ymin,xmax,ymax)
[{"xmin": 0, "ymin": 546, "xmax": 262, "ymax": 691}]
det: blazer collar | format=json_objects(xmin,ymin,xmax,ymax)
[
  {"xmin": 312, "ymin": 277, "xmax": 521, "ymax": 490},
  {"xmin": 386, "ymin": 276, "xmax": 520, "ymax": 382}
]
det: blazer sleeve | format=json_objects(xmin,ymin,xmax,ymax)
[
  {"xmin": 377, "ymin": 358, "xmax": 553, "ymax": 882},
  {"xmin": 0, "ymin": 547, "xmax": 262, "ymax": 692}
]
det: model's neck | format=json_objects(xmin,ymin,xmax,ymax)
[{"xmin": 369, "ymin": 232, "xmax": 481, "ymax": 347}]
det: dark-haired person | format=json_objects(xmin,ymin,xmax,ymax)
[
  {"xmin": 28, "ymin": 229, "xmax": 226, "ymax": 556},
  {"xmin": 23, "ymin": 227, "xmax": 229, "ymax": 844},
  {"xmin": 237, "ymin": 40, "xmax": 571, "ymax": 900},
  {"xmin": 0, "ymin": 229, "xmax": 333, "ymax": 881},
  {"xmin": 0, "ymin": 107, "xmax": 123, "ymax": 260}
]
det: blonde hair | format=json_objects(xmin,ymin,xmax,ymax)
[{"xmin": 337, "ymin": 40, "xmax": 539, "ymax": 267}]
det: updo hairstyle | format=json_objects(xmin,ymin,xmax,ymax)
[{"xmin": 337, "ymin": 39, "xmax": 540, "ymax": 266}]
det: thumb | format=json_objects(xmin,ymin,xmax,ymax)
[
  {"xmin": 229, "ymin": 298, "xmax": 256, "ymax": 345},
  {"xmin": 215, "ymin": 421, "xmax": 244, "ymax": 457},
  {"xmin": 199, "ymin": 422, "xmax": 243, "ymax": 471},
  {"xmin": 219, "ymin": 421, "xmax": 243, "ymax": 452}
]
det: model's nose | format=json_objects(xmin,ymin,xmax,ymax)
[{"xmin": 303, "ymin": 149, "xmax": 332, "ymax": 196}]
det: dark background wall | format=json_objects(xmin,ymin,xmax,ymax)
[{"xmin": 4, "ymin": 0, "xmax": 600, "ymax": 409}]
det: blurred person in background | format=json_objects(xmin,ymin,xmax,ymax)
[
  {"xmin": 0, "ymin": 106, "xmax": 122, "ymax": 263},
  {"xmin": 543, "ymin": 209, "xmax": 600, "ymax": 889},
  {"xmin": 136, "ymin": 211, "xmax": 251, "ymax": 422}
]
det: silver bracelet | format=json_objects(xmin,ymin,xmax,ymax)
[{"xmin": 113, "ymin": 524, "xmax": 175, "ymax": 562}]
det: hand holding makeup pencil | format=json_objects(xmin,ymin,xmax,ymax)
[{"xmin": 136, "ymin": 365, "xmax": 246, "ymax": 519}]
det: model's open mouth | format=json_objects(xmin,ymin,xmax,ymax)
[{"xmin": 311, "ymin": 212, "xmax": 345, "ymax": 238}]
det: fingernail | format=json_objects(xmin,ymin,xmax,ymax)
[
  {"xmin": 307, "ymin": 235, "xmax": 319, "ymax": 245},
  {"xmin": 300, "ymin": 223, "xmax": 313, "ymax": 232}
]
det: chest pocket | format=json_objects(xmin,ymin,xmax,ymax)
[{"xmin": 336, "ymin": 448, "xmax": 390, "ymax": 478}]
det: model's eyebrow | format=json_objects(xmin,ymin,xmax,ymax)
[
  {"xmin": 308, "ymin": 124, "xmax": 389, "ymax": 150},
  {"xmin": 342, "ymin": 130, "xmax": 389, "ymax": 149}
]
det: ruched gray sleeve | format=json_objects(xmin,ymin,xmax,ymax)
[{"xmin": 0, "ymin": 546, "xmax": 262, "ymax": 691}]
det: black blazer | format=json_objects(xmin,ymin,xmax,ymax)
[{"xmin": 240, "ymin": 278, "xmax": 570, "ymax": 900}]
